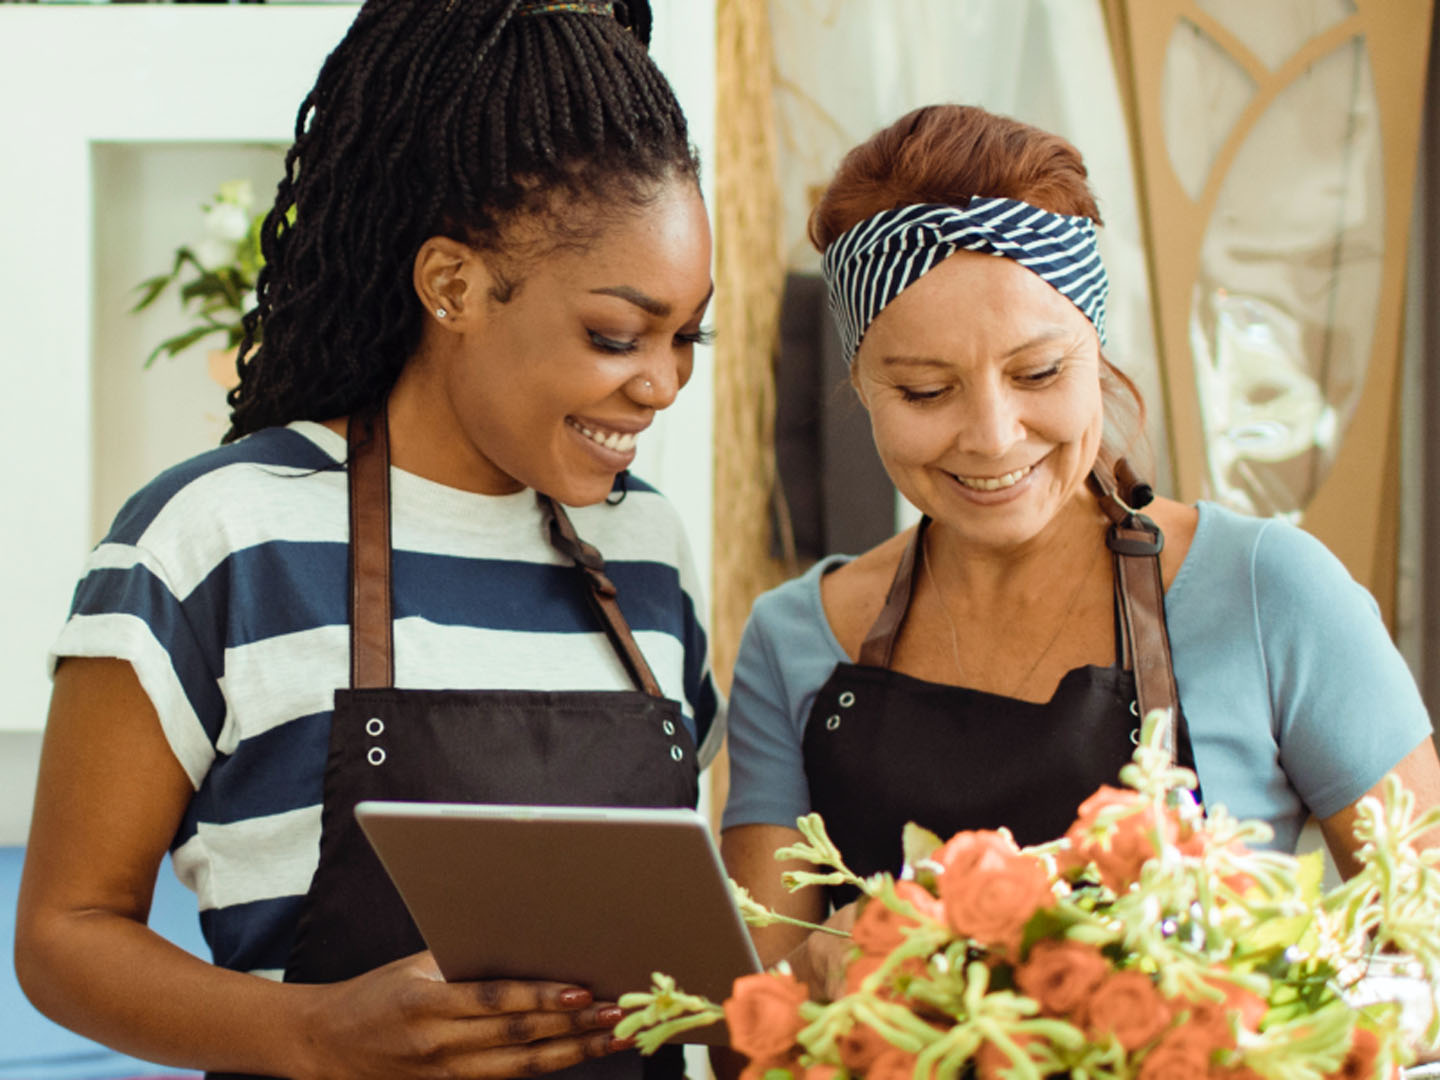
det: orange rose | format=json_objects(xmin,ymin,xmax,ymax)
[
  {"xmin": 976, "ymin": 1032, "xmax": 1043, "ymax": 1080},
  {"xmin": 1015, "ymin": 939, "xmax": 1110, "ymax": 1017},
  {"xmin": 724, "ymin": 972, "xmax": 809, "ymax": 1061},
  {"xmin": 1083, "ymin": 970, "xmax": 1172, "ymax": 1051},
  {"xmin": 838, "ymin": 1021, "xmax": 891, "ymax": 1072},
  {"xmin": 935, "ymin": 831, "xmax": 1054, "ymax": 953},
  {"xmin": 1137, "ymin": 1026, "xmax": 1215, "ymax": 1080},
  {"xmin": 1327, "ymin": 1026, "xmax": 1382, "ymax": 1080},
  {"xmin": 1209, "ymin": 1067, "xmax": 1268, "ymax": 1080},
  {"xmin": 1176, "ymin": 979, "xmax": 1267, "ymax": 1048},
  {"xmin": 1064, "ymin": 786, "xmax": 1180, "ymax": 891},
  {"xmin": 868, "ymin": 1047, "xmax": 927, "ymax": 1080},
  {"xmin": 852, "ymin": 882, "xmax": 944, "ymax": 956},
  {"xmin": 843, "ymin": 950, "xmax": 928, "ymax": 998}
]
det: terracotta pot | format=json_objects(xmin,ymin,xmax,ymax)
[{"xmin": 207, "ymin": 346, "xmax": 240, "ymax": 390}]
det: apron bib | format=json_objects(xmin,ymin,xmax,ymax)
[
  {"xmin": 803, "ymin": 466, "xmax": 1198, "ymax": 907},
  {"xmin": 213, "ymin": 404, "xmax": 694, "ymax": 1080}
]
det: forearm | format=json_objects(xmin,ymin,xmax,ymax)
[{"xmin": 16, "ymin": 906, "xmax": 323, "ymax": 1079}]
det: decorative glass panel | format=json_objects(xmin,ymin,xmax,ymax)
[
  {"xmin": 1163, "ymin": 19, "xmax": 1256, "ymax": 201},
  {"xmin": 1196, "ymin": 0, "xmax": 1356, "ymax": 69},
  {"xmin": 1185, "ymin": 35, "xmax": 1382, "ymax": 518}
]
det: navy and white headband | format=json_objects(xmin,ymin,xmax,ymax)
[{"xmin": 821, "ymin": 196, "xmax": 1109, "ymax": 361}]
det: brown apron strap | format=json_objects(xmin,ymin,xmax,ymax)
[
  {"xmin": 347, "ymin": 403, "xmax": 394, "ymax": 690},
  {"xmin": 857, "ymin": 519, "xmax": 927, "ymax": 668},
  {"xmin": 539, "ymin": 494, "xmax": 666, "ymax": 699},
  {"xmin": 1089, "ymin": 465, "xmax": 1181, "ymax": 763}
]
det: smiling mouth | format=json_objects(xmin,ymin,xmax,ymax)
[
  {"xmin": 566, "ymin": 417, "xmax": 638, "ymax": 454},
  {"xmin": 952, "ymin": 465, "xmax": 1033, "ymax": 492}
]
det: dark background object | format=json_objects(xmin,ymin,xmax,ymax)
[{"xmin": 772, "ymin": 273, "xmax": 897, "ymax": 562}]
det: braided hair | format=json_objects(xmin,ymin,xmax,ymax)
[{"xmin": 224, "ymin": 0, "xmax": 696, "ymax": 442}]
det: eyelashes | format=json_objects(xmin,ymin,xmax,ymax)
[{"xmin": 588, "ymin": 326, "xmax": 716, "ymax": 353}]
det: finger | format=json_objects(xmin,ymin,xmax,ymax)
[
  {"xmin": 459, "ymin": 1003, "xmax": 625, "ymax": 1050},
  {"xmin": 462, "ymin": 1029, "xmax": 627, "ymax": 1079},
  {"xmin": 462, "ymin": 979, "xmax": 595, "ymax": 1016}
]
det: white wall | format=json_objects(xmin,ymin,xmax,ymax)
[{"xmin": 0, "ymin": 3, "xmax": 717, "ymax": 842}]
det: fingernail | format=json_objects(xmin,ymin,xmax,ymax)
[
  {"xmin": 608, "ymin": 1036, "xmax": 636, "ymax": 1053},
  {"xmin": 597, "ymin": 1006, "xmax": 624, "ymax": 1025},
  {"xmin": 559, "ymin": 988, "xmax": 592, "ymax": 1008}
]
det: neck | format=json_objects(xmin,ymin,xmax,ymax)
[
  {"xmin": 923, "ymin": 492, "xmax": 1110, "ymax": 606},
  {"xmin": 381, "ymin": 343, "xmax": 526, "ymax": 495}
]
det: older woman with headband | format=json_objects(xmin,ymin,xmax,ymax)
[{"xmin": 719, "ymin": 104, "xmax": 1440, "ymax": 989}]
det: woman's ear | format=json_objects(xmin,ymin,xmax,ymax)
[{"xmin": 413, "ymin": 236, "xmax": 483, "ymax": 329}]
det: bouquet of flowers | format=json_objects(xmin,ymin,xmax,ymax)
[
  {"xmin": 130, "ymin": 179, "xmax": 274, "ymax": 368},
  {"xmin": 618, "ymin": 717, "xmax": 1440, "ymax": 1080}
]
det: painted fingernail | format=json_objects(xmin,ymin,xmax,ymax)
[
  {"xmin": 559, "ymin": 988, "xmax": 592, "ymax": 1008},
  {"xmin": 597, "ymin": 1006, "xmax": 624, "ymax": 1025},
  {"xmin": 608, "ymin": 1036, "xmax": 636, "ymax": 1053}
]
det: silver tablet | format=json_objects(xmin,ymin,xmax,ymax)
[{"xmin": 355, "ymin": 801, "xmax": 760, "ymax": 1043}]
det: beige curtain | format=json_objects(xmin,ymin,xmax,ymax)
[{"xmin": 710, "ymin": 0, "xmax": 792, "ymax": 812}]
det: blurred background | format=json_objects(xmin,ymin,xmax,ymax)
[{"xmin": 1, "ymin": 1, "xmax": 1435, "ymax": 1075}]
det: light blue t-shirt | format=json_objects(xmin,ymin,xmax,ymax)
[{"xmin": 721, "ymin": 502, "xmax": 1431, "ymax": 852}]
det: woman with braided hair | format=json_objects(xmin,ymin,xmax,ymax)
[{"xmin": 16, "ymin": 2, "xmax": 717, "ymax": 1077}]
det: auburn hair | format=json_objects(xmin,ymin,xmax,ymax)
[{"xmin": 811, "ymin": 104, "xmax": 1146, "ymax": 476}]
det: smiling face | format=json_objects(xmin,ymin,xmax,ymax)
[
  {"xmin": 852, "ymin": 249, "xmax": 1105, "ymax": 553},
  {"xmin": 394, "ymin": 175, "xmax": 713, "ymax": 504}
]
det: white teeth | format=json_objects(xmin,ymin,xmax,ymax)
[
  {"xmin": 955, "ymin": 466, "xmax": 1031, "ymax": 491},
  {"xmin": 568, "ymin": 418, "xmax": 637, "ymax": 453}
]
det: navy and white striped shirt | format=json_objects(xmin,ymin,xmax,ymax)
[{"xmin": 51, "ymin": 421, "xmax": 722, "ymax": 978}]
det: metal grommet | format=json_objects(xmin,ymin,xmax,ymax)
[
  {"xmin": 825, "ymin": 714, "xmax": 841, "ymax": 731},
  {"xmin": 365, "ymin": 717, "xmax": 385, "ymax": 737},
  {"xmin": 669, "ymin": 745, "xmax": 684, "ymax": 762},
  {"xmin": 1129, "ymin": 700, "xmax": 1140, "ymax": 717},
  {"xmin": 1129, "ymin": 728, "xmax": 1141, "ymax": 746},
  {"xmin": 662, "ymin": 719, "xmax": 676, "ymax": 736},
  {"xmin": 838, "ymin": 691, "xmax": 856, "ymax": 708},
  {"xmin": 367, "ymin": 746, "xmax": 387, "ymax": 766}
]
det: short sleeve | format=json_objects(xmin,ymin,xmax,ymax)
[
  {"xmin": 720, "ymin": 565, "xmax": 848, "ymax": 830},
  {"xmin": 1255, "ymin": 521, "xmax": 1431, "ymax": 818},
  {"xmin": 50, "ymin": 541, "xmax": 221, "ymax": 789}
]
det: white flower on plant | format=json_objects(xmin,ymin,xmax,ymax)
[{"xmin": 215, "ymin": 179, "xmax": 254, "ymax": 211}]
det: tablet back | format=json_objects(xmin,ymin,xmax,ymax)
[{"xmin": 355, "ymin": 801, "xmax": 761, "ymax": 1037}]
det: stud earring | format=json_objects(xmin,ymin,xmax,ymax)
[{"xmin": 435, "ymin": 307, "xmax": 447, "ymax": 319}]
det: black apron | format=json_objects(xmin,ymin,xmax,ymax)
[
  {"xmin": 803, "ymin": 465, "xmax": 1199, "ymax": 906},
  {"xmin": 213, "ymin": 404, "xmax": 695, "ymax": 1080}
]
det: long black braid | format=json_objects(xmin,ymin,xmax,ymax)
[{"xmin": 224, "ymin": 0, "xmax": 696, "ymax": 442}]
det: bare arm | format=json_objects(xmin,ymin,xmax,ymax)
[
  {"xmin": 1318, "ymin": 736, "xmax": 1440, "ymax": 881},
  {"xmin": 719, "ymin": 823, "xmax": 856, "ymax": 1000},
  {"xmin": 15, "ymin": 658, "xmax": 622, "ymax": 1079}
]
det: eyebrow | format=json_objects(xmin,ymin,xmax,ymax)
[
  {"xmin": 590, "ymin": 282, "xmax": 715, "ymax": 319},
  {"xmin": 880, "ymin": 327, "xmax": 1074, "ymax": 367}
]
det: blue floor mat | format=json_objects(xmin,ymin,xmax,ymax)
[{"xmin": 1, "ymin": 846, "xmax": 206, "ymax": 1080}]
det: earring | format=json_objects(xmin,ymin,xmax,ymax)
[{"xmin": 435, "ymin": 307, "xmax": 448, "ymax": 319}]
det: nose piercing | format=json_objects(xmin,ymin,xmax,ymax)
[{"xmin": 643, "ymin": 379, "xmax": 653, "ymax": 390}]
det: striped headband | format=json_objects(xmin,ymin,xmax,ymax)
[{"xmin": 821, "ymin": 196, "xmax": 1109, "ymax": 362}]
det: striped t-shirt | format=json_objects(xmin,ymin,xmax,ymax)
[{"xmin": 50, "ymin": 421, "xmax": 722, "ymax": 978}]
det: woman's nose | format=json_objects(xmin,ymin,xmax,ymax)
[
  {"xmin": 628, "ymin": 353, "xmax": 687, "ymax": 410},
  {"xmin": 955, "ymin": 384, "xmax": 1023, "ymax": 458}
]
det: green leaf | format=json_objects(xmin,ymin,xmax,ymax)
[
  {"xmin": 143, "ymin": 323, "xmax": 229, "ymax": 368},
  {"xmin": 128, "ymin": 273, "xmax": 176, "ymax": 313},
  {"xmin": 902, "ymin": 822, "xmax": 945, "ymax": 871}
]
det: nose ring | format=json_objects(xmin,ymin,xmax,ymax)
[{"xmin": 643, "ymin": 379, "xmax": 653, "ymax": 390}]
